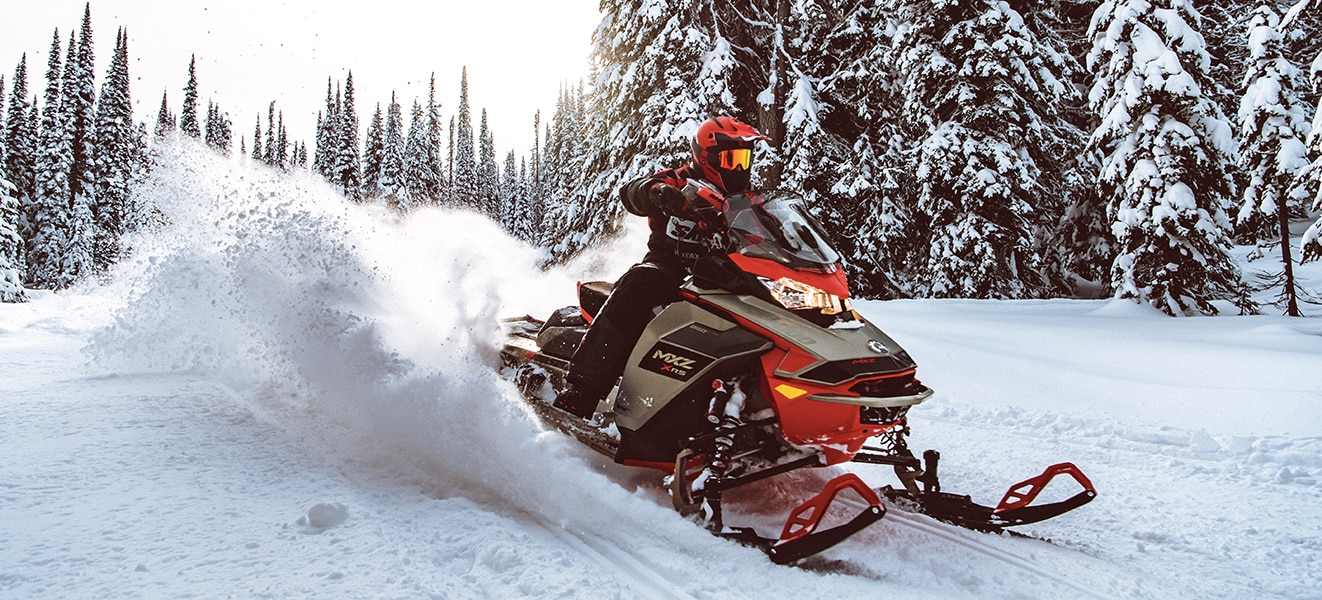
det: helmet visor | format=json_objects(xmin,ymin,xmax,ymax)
[{"xmin": 716, "ymin": 148, "xmax": 752, "ymax": 171}]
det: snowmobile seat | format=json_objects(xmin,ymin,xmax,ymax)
[
  {"xmin": 536, "ymin": 306, "xmax": 587, "ymax": 361},
  {"xmin": 577, "ymin": 281, "xmax": 614, "ymax": 321}
]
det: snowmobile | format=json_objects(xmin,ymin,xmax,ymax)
[{"xmin": 500, "ymin": 184, "xmax": 1095, "ymax": 564}]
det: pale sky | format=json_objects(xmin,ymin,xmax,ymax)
[{"xmin": 0, "ymin": 0, "xmax": 603, "ymax": 158}]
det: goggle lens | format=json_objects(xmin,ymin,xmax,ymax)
[{"xmin": 716, "ymin": 148, "xmax": 752, "ymax": 171}]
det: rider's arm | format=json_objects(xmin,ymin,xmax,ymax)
[{"xmin": 619, "ymin": 170, "xmax": 685, "ymax": 218}]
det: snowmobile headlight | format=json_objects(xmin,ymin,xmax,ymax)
[{"xmin": 760, "ymin": 277, "xmax": 846, "ymax": 315}]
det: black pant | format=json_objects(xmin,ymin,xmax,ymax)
[{"xmin": 565, "ymin": 255, "xmax": 684, "ymax": 396}]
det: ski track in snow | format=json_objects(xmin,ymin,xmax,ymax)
[{"xmin": 4, "ymin": 142, "xmax": 1321, "ymax": 598}]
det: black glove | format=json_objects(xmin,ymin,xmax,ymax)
[{"xmin": 649, "ymin": 183, "xmax": 687, "ymax": 214}]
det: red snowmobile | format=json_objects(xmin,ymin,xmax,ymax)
[{"xmin": 500, "ymin": 185, "xmax": 1095, "ymax": 564}]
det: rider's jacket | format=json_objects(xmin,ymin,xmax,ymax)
[{"xmin": 618, "ymin": 163, "xmax": 725, "ymax": 272}]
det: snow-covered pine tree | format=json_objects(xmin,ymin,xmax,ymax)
[
  {"xmin": 1087, "ymin": 0, "xmax": 1246, "ymax": 315},
  {"xmin": 57, "ymin": 25, "xmax": 94, "ymax": 288},
  {"xmin": 1287, "ymin": 0, "xmax": 1322, "ymax": 263},
  {"xmin": 1237, "ymin": 0, "xmax": 1313, "ymax": 314},
  {"xmin": 400, "ymin": 99, "xmax": 429, "ymax": 210},
  {"xmin": 538, "ymin": 93, "xmax": 565, "ymax": 236},
  {"xmin": 313, "ymin": 78, "xmax": 337, "ymax": 179},
  {"xmin": 0, "ymin": 74, "xmax": 5, "ymax": 170},
  {"xmin": 66, "ymin": 5, "xmax": 97, "ymax": 211},
  {"xmin": 335, "ymin": 72, "xmax": 362, "ymax": 200},
  {"xmin": 91, "ymin": 27, "xmax": 136, "ymax": 276},
  {"xmin": 453, "ymin": 67, "xmax": 477, "ymax": 210},
  {"xmin": 780, "ymin": 1, "xmax": 909, "ymax": 298},
  {"xmin": 362, "ymin": 103, "xmax": 384, "ymax": 199},
  {"xmin": 205, "ymin": 102, "xmax": 217, "ymax": 147},
  {"xmin": 1, "ymin": 174, "xmax": 27, "ymax": 302},
  {"xmin": 276, "ymin": 111, "xmax": 288, "ymax": 171},
  {"xmin": 515, "ymin": 155, "xmax": 542, "ymax": 243},
  {"xmin": 154, "ymin": 90, "xmax": 174, "ymax": 138},
  {"xmin": 179, "ymin": 55, "xmax": 201, "ymax": 139},
  {"xmin": 500, "ymin": 150, "xmax": 518, "ymax": 232},
  {"xmin": 5, "ymin": 56, "xmax": 36, "ymax": 214},
  {"xmin": 447, "ymin": 117, "xmax": 455, "ymax": 191},
  {"xmin": 425, "ymin": 74, "xmax": 445, "ymax": 204},
  {"xmin": 204, "ymin": 101, "xmax": 233, "ymax": 154},
  {"xmin": 574, "ymin": 0, "xmax": 750, "ymax": 260},
  {"xmin": 263, "ymin": 102, "xmax": 277, "ymax": 166},
  {"xmin": 27, "ymin": 29, "xmax": 73, "ymax": 289},
  {"xmin": 379, "ymin": 91, "xmax": 405, "ymax": 205},
  {"xmin": 523, "ymin": 111, "xmax": 543, "ymax": 244},
  {"xmin": 886, "ymin": 0, "xmax": 1082, "ymax": 299},
  {"xmin": 251, "ymin": 113, "xmax": 263, "ymax": 162},
  {"xmin": 478, "ymin": 108, "xmax": 498, "ymax": 218}
]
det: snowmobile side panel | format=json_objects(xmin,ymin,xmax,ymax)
[
  {"xmin": 614, "ymin": 302, "xmax": 771, "ymax": 431},
  {"xmin": 613, "ymin": 302, "xmax": 773, "ymax": 464}
]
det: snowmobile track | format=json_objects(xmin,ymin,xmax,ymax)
[
  {"xmin": 880, "ymin": 505, "xmax": 1113, "ymax": 600},
  {"xmin": 531, "ymin": 514, "xmax": 698, "ymax": 600}
]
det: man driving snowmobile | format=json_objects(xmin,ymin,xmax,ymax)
[{"xmin": 552, "ymin": 116, "xmax": 770, "ymax": 418}]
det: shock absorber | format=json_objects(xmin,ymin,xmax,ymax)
[
  {"xmin": 707, "ymin": 379, "xmax": 747, "ymax": 470},
  {"xmin": 703, "ymin": 378, "xmax": 746, "ymax": 532}
]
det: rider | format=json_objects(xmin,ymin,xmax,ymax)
[{"xmin": 552, "ymin": 116, "xmax": 769, "ymax": 418}]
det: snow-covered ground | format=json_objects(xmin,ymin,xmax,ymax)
[{"xmin": 3, "ymin": 144, "xmax": 1321, "ymax": 599}]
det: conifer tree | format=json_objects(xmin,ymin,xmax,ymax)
[
  {"xmin": 28, "ymin": 29, "xmax": 72, "ymax": 288},
  {"xmin": 362, "ymin": 103, "xmax": 384, "ymax": 198},
  {"xmin": 208, "ymin": 102, "xmax": 233, "ymax": 153},
  {"xmin": 401, "ymin": 99, "xmax": 429, "ymax": 209},
  {"xmin": 501, "ymin": 150, "xmax": 519, "ymax": 232},
  {"xmin": 515, "ymin": 156, "xmax": 540, "ymax": 243},
  {"xmin": 263, "ymin": 102, "xmax": 277, "ymax": 166},
  {"xmin": 276, "ymin": 110, "xmax": 288, "ymax": 170},
  {"xmin": 0, "ymin": 74, "xmax": 5, "ymax": 171},
  {"xmin": 1288, "ymin": 0, "xmax": 1322, "ymax": 263},
  {"xmin": 453, "ymin": 67, "xmax": 477, "ymax": 209},
  {"xmin": 1087, "ymin": 0, "xmax": 1245, "ymax": 315},
  {"xmin": 886, "ymin": 0, "xmax": 1083, "ymax": 298},
  {"xmin": 335, "ymin": 72, "xmax": 361, "ymax": 200},
  {"xmin": 91, "ymin": 27, "xmax": 136, "ymax": 276},
  {"xmin": 574, "ymin": 0, "xmax": 746, "ymax": 259},
  {"xmin": 57, "ymin": 23, "xmax": 94, "ymax": 288},
  {"xmin": 425, "ymin": 73, "xmax": 446, "ymax": 203},
  {"xmin": 1, "ymin": 173, "xmax": 27, "ymax": 302},
  {"xmin": 478, "ymin": 108, "xmax": 498, "ymax": 218},
  {"xmin": 179, "ymin": 55, "xmax": 201, "ymax": 139},
  {"xmin": 251, "ymin": 113, "xmax": 262, "ymax": 162},
  {"xmin": 5, "ymin": 56, "xmax": 36, "ymax": 209},
  {"xmin": 379, "ymin": 92, "xmax": 405, "ymax": 204},
  {"xmin": 314, "ymin": 78, "xmax": 337, "ymax": 179},
  {"xmin": 1237, "ymin": 0, "xmax": 1313, "ymax": 315},
  {"xmin": 523, "ymin": 111, "xmax": 543, "ymax": 244},
  {"xmin": 154, "ymin": 90, "xmax": 175, "ymax": 138},
  {"xmin": 67, "ymin": 4, "xmax": 97, "ymax": 208},
  {"xmin": 769, "ymin": 2, "xmax": 900, "ymax": 297}
]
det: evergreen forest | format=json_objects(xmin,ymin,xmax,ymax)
[{"xmin": 3, "ymin": 0, "xmax": 1322, "ymax": 316}]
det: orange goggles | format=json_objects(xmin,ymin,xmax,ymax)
[{"xmin": 716, "ymin": 148, "xmax": 752, "ymax": 171}]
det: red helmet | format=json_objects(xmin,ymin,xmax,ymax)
[{"xmin": 691, "ymin": 116, "xmax": 769, "ymax": 194}]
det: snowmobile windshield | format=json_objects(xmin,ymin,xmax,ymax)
[{"xmin": 723, "ymin": 191, "xmax": 841, "ymax": 271}]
